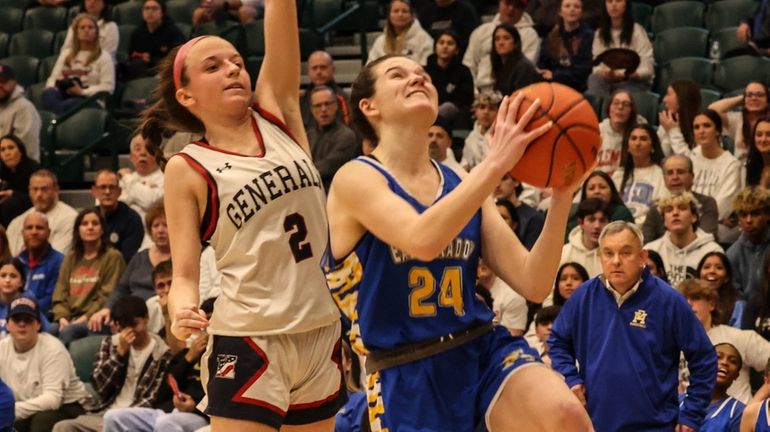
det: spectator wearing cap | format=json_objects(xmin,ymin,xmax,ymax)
[
  {"xmin": 306, "ymin": 86, "xmax": 360, "ymax": 191},
  {"xmin": 427, "ymin": 118, "xmax": 464, "ymax": 174},
  {"xmin": 0, "ymin": 65, "xmax": 41, "ymax": 163},
  {"xmin": 0, "ymin": 297, "xmax": 91, "ymax": 432},
  {"xmin": 463, "ymin": 0, "xmax": 541, "ymax": 92}
]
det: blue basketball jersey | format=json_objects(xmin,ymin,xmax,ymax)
[
  {"xmin": 757, "ymin": 399, "xmax": 770, "ymax": 432},
  {"xmin": 325, "ymin": 157, "xmax": 494, "ymax": 354},
  {"xmin": 700, "ymin": 397, "xmax": 744, "ymax": 432}
]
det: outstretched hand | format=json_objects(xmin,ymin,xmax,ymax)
[{"xmin": 485, "ymin": 92, "xmax": 553, "ymax": 178}]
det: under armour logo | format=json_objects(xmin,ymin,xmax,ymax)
[{"xmin": 216, "ymin": 162, "xmax": 232, "ymax": 173}]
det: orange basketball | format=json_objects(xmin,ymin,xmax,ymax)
[{"xmin": 509, "ymin": 82, "xmax": 600, "ymax": 188}]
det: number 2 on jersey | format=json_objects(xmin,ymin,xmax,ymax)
[
  {"xmin": 408, "ymin": 266, "xmax": 464, "ymax": 317},
  {"xmin": 284, "ymin": 213, "xmax": 313, "ymax": 262}
]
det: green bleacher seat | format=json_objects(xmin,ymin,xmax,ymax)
[
  {"xmin": 245, "ymin": 55, "xmax": 263, "ymax": 83},
  {"xmin": 705, "ymin": 0, "xmax": 758, "ymax": 33},
  {"xmin": 166, "ymin": 0, "xmax": 195, "ymax": 26},
  {"xmin": 656, "ymin": 57, "xmax": 713, "ymax": 94},
  {"xmin": 25, "ymin": 82, "xmax": 46, "ymax": 110},
  {"xmin": 0, "ymin": 33, "xmax": 8, "ymax": 59},
  {"xmin": 53, "ymin": 29, "xmax": 66, "ymax": 55},
  {"xmin": 176, "ymin": 22, "xmax": 191, "ymax": 38},
  {"xmin": 66, "ymin": 5, "xmax": 79, "ymax": 24},
  {"xmin": 112, "ymin": 1, "xmax": 143, "ymax": 26},
  {"xmin": 117, "ymin": 24, "xmax": 136, "ymax": 59},
  {"xmin": 632, "ymin": 2, "xmax": 653, "ymax": 34},
  {"xmin": 714, "ymin": 55, "xmax": 770, "ymax": 92},
  {"xmin": 583, "ymin": 93, "xmax": 604, "ymax": 118},
  {"xmin": 0, "ymin": 8, "xmax": 25, "ymax": 35},
  {"xmin": 700, "ymin": 88, "xmax": 721, "ymax": 111},
  {"xmin": 299, "ymin": 28, "xmax": 323, "ymax": 60},
  {"xmin": 631, "ymin": 90, "xmax": 661, "ymax": 126},
  {"xmin": 652, "ymin": 27, "xmax": 709, "ymax": 64},
  {"xmin": 243, "ymin": 20, "xmax": 264, "ymax": 57},
  {"xmin": 651, "ymin": 1, "xmax": 705, "ymax": 34},
  {"xmin": 303, "ymin": 0, "xmax": 342, "ymax": 30},
  {"xmin": 712, "ymin": 27, "xmax": 750, "ymax": 59},
  {"xmin": 0, "ymin": 55, "xmax": 39, "ymax": 87},
  {"xmin": 0, "ymin": 0, "xmax": 30, "ymax": 10},
  {"xmin": 68, "ymin": 336, "xmax": 104, "ymax": 383},
  {"xmin": 9, "ymin": 29, "xmax": 54, "ymax": 58},
  {"xmin": 23, "ymin": 6, "xmax": 67, "ymax": 32},
  {"xmin": 51, "ymin": 107, "xmax": 109, "ymax": 183},
  {"xmin": 37, "ymin": 54, "xmax": 57, "ymax": 83}
]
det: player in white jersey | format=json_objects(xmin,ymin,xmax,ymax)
[{"xmin": 137, "ymin": 1, "xmax": 343, "ymax": 431}]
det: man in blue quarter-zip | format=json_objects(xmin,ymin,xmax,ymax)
[{"xmin": 549, "ymin": 221, "xmax": 717, "ymax": 431}]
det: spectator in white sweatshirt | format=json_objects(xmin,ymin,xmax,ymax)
[
  {"xmin": 645, "ymin": 192, "xmax": 723, "ymax": 287},
  {"xmin": 41, "ymin": 14, "xmax": 115, "ymax": 116},
  {"xmin": 367, "ymin": 0, "xmax": 434, "ymax": 65},
  {"xmin": 118, "ymin": 133, "xmax": 164, "ymax": 223},
  {"xmin": 0, "ymin": 297, "xmax": 91, "ymax": 432},
  {"xmin": 560, "ymin": 198, "xmax": 610, "ymax": 277},
  {"xmin": 690, "ymin": 110, "xmax": 741, "ymax": 221}
]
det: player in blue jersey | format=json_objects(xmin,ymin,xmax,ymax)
[
  {"xmin": 138, "ymin": 1, "xmax": 344, "ymax": 431},
  {"xmin": 325, "ymin": 54, "xmax": 593, "ymax": 431},
  {"xmin": 698, "ymin": 343, "xmax": 744, "ymax": 432},
  {"xmin": 742, "ymin": 359, "xmax": 770, "ymax": 432}
]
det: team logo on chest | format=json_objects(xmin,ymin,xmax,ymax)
[
  {"xmin": 630, "ymin": 309, "xmax": 648, "ymax": 328},
  {"xmin": 216, "ymin": 162, "xmax": 233, "ymax": 173},
  {"xmin": 215, "ymin": 354, "xmax": 238, "ymax": 379}
]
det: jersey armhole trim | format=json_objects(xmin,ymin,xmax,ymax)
[
  {"xmin": 176, "ymin": 153, "xmax": 219, "ymax": 242},
  {"xmin": 253, "ymin": 104, "xmax": 302, "ymax": 148}
]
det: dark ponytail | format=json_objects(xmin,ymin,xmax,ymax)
[
  {"xmin": 138, "ymin": 44, "xmax": 206, "ymax": 171},
  {"xmin": 349, "ymin": 54, "xmax": 402, "ymax": 147}
]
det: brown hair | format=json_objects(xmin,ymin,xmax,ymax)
[
  {"xmin": 138, "ymin": 43, "xmax": 207, "ymax": 170},
  {"xmin": 678, "ymin": 278, "xmax": 719, "ymax": 322},
  {"xmin": 349, "ymin": 54, "xmax": 402, "ymax": 147},
  {"xmin": 65, "ymin": 14, "xmax": 102, "ymax": 67},
  {"xmin": 144, "ymin": 201, "xmax": 166, "ymax": 234}
]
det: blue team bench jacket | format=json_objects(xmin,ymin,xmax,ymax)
[{"xmin": 548, "ymin": 269, "xmax": 716, "ymax": 431}]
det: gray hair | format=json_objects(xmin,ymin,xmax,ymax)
[
  {"xmin": 598, "ymin": 221, "xmax": 644, "ymax": 247},
  {"xmin": 662, "ymin": 154, "xmax": 694, "ymax": 175}
]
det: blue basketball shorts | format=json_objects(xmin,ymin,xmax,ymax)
[{"xmin": 365, "ymin": 325, "xmax": 541, "ymax": 431}]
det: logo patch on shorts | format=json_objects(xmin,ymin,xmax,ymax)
[{"xmin": 215, "ymin": 354, "xmax": 238, "ymax": 379}]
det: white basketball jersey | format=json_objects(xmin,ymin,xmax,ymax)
[{"xmin": 177, "ymin": 107, "xmax": 339, "ymax": 336}]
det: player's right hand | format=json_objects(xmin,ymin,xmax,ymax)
[
  {"xmin": 486, "ymin": 93, "xmax": 552, "ymax": 177},
  {"xmin": 171, "ymin": 306, "xmax": 209, "ymax": 340}
]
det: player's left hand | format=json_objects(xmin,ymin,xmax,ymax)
[
  {"xmin": 550, "ymin": 159, "xmax": 599, "ymax": 201},
  {"xmin": 675, "ymin": 424, "xmax": 695, "ymax": 432}
]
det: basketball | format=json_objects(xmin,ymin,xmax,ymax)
[{"xmin": 509, "ymin": 82, "xmax": 600, "ymax": 188}]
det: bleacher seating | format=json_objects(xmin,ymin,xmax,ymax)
[
  {"xmin": 23, "ymin": 6, "xmax": 68, "ymax": 32},
  {"xmin": 9, "ymin": 29, "xmax": 54, "ymax": 58}
]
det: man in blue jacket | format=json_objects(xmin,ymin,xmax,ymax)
[
  {"xmin": 15, "ymin": 211, "xmax": 63, "ymax": 319},
  {"xmin": 548, "ymin": 221, "xmax": 716, "ymax": 431}
]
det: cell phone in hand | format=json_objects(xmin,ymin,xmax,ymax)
[{"xmin": 167, "ymin": 375, "xmax": 181, "ymax": 399}]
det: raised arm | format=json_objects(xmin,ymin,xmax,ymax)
[
  {"xmin": 328, "ymin": 94, "xmax": 551, "ymax": 261},
  {"xmin": 165, "ymin": 157, "xmax": 208, "ymax": 340},
  {"xmin": 253, "ymin": 0, "xmax": 308, "ymax": 152}
]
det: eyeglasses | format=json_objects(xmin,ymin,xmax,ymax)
[
  {"xmin": 611, "ymin": 101, "xmax": 632, "ymax": 108},
  {"xmin": 311, "ymin": 101, "xmax": 336, "ymax": 110},
  {"xmin": 94, "ymin": 184, "xmax": 119, "ymax": 191},
  {"xmin": 746, "ymin": 92, "xmax": 767, "ymax": 99}
]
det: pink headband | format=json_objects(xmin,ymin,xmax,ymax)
[{"xmin": 173, "ymin": 36, "xmax": 209, "ymax": 90}]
